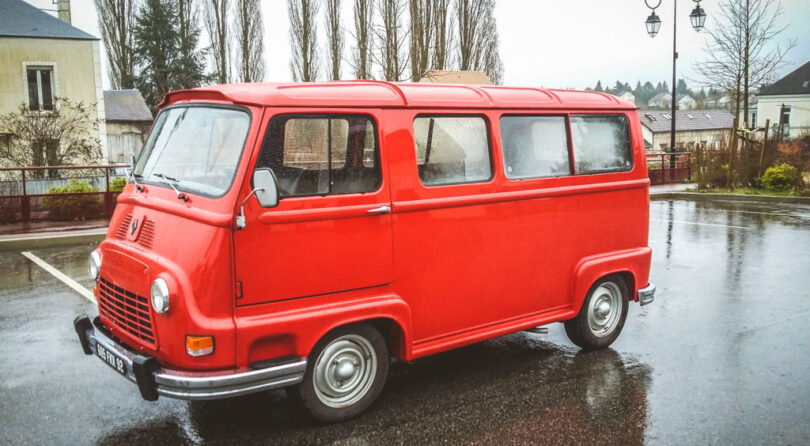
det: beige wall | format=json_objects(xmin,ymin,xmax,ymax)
[
  {"xmin": 756, "ymin": 94, "xmax": 810, "ymax": 139},
  {"xmin": 646, "ymin": 128, "xmax": 731, "ymax": 151},
  {"xmin": 0, "ymin": 37, "xmax": 107, "ymax": 159}
]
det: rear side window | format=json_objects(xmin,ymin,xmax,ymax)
[
  {"xmin": 570, "ymin": 115, "xmax": 633, "ymax": 174},
  {"xmin": 413, "ymin": 116, "xmax": 492, "ymax": 186},
  {"xmin": 255, "ymin": 115, "xmax": 380, "ymax": 197},
  {"xmin": 500, "ymin": 116, "xmax": 571, "ymax": 179}
]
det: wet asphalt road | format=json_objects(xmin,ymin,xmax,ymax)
[{"xmin": 1, "ymin": 198, "xmax": 809, "ymax": 445}]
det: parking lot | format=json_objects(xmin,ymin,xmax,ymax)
[{"xmin": 1, "ymin": 197, "xmax": 809, "ymax": 445}]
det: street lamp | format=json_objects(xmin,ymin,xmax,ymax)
[{"xmin": 645, "ymin": 0, "xmax": 707, "ymax": 168}]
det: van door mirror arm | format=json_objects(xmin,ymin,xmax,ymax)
[{"xmin": 236, "ymin": 187, "xmax": 265, "ymax": 230}]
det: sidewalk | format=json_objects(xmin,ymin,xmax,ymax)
[
  {"xmin": 0, "ymin": 218, "xmax": 108, "ymax": 251},
  {"xmin": 650, "ymin": 182, "xmax": 696, "ymax": 195}
]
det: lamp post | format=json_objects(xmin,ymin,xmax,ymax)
[{"xmin": 645, "ymin": 0, "xmax": 706, "ymax": 169}]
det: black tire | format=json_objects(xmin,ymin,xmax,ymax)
[
  {"xmin": 287, "ymin": 323, "xmax": 389, "ymax": 422},
  {"xmin": 564, "ymin": 276, "xmax": 629, "ymax": 350}
]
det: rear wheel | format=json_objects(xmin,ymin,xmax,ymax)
[
  {"xmin": 564, "ymin": 276, "xmax": 629, "ymax": 350},
  {"xmin": 288, "ymin": 323, "xmax": 389, "ymax": 422}
]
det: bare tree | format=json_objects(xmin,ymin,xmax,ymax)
[
  {"xmin": 409, "ymin": 0, "xmax": 434, "ymax": 80},
  {"xmin": 176, "ymin": 0, "xmax": 206, "ymax": 89},
  {"xmin": 351, "ymin": 0, "xmax": 374, "ymax": 79},
  {"xmin": 694, "ymin": 0, "xmax": 795, "ymax": 128},
  {"xmin": 374, "ymin": 0, "xmax": 408, "ymax": 81},
  {"xmin": 0, "ymin": 99, "xmax": 102, "ymax": 172},
  {"xmin": 289, "ymin": 0, "xmax": 321, "ymax": 81},
  {"xmin": 234, "ymin": 0, "xmax": 265, "ymax": 82},
  {"xmin": 455, "ymin": 0, "xmax": 502, "ymax": 83},
  {"xmin": 324, "ymin": 0, "xmax": 344, "ymax": 80},
  {"xmin": 430, "ymin": 0, "xmax": 451, "ymax": 70},
  {"xmin": 204, "ymin": 0, "xmax": 230, "ymax": 84},
  {"xmin": 94, "ymin": 0, "xmax": 137, "ymax": 89}
]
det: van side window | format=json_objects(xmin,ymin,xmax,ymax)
[
  {"xmin": 413, "ymin": 116, "xmax": 492, "ymax": 186},
  {"xmin": 570, "ymin": 115, "xmax": 633, "ymax": 174},
  {"xmin": 256, "ymin": 115, "xmax": 381, "ymax": 197},
  {"xmin": 500, "ymin": 116, "xmax": 571, "ymax": 179}
]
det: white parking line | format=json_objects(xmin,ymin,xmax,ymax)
[
  {"xmin": 650, "ymin": 218, "xmax": 751, "ymax": 230},
  {"xmin": 21, "ymin": 251, "xmax": 96, "ymax": 304}
]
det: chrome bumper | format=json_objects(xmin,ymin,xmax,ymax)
[
  {"xmin": 73, "ymin": 316, "xmax": 306, "ymax": 401},
  {"xmin": 638, "ymin": 283, "xmax": 656, "ymax": 306}
]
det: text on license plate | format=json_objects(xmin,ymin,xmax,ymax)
[{"xmin": 96, "ymin": 343, "xmax": 127, "ymax": 375}]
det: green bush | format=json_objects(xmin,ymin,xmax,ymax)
[
  {"xmin": 109, "ymin": 176, "xmax": 127, "ymax": 192},
  {"xmin": 760, "ymin": 164, "xmax": 802, "ymax": 193},
  {"xmin": 42, "ymin": 178, "xmax": 103, "ymax": 220}
]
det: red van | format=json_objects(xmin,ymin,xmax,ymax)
[{"xmin": 75, "ymin": 81, "xmax": 654, "ymax": 422}]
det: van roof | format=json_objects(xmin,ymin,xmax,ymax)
[{"xmin": 159, "ymin": 81, "xmax": 636, "ymax": 110}]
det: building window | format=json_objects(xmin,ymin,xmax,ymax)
[
  {"xmin": 0, "ymin": 134, "xmax": 11, "ymax": 156},
  {"xmin": 27, "ymin": 67, "xmax": 54, "ymax": 111},
  {"xmin": 779, "ymin": 106, "xmax": 791, "ymax": 136},
  {"xmin": 751, "ymin": 111, "xmax": 757, "ymax": 128}
]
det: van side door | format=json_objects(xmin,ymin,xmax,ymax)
[{"xmin": 233, "ymin": 110, "xmax": 393, "ymax": 306}]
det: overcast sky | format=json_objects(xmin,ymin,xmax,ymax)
[{"xmin": 31, "ymin": 0, "xmax": 810, "ymax": 91}]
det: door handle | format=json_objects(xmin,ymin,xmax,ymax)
[{"xmin": 367, "ymin": 205, "xmax": 391, "ymax": 215}]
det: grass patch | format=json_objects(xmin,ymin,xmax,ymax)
[{"xmin": 684, "ymin": 187, "xmax": 804, "ymax": 197}]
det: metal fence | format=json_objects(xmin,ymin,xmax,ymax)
[
  {"xmin": 0, "ymin": 165, "xmax": 128, "ymax": 224},
  {"xmin": 646, "ymin": 152, "xmax": 692, "ymax": 185}
]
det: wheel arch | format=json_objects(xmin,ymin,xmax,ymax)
[{"xmin": 570, "ymin": 248, "xmax": 651, "ymax": 315}]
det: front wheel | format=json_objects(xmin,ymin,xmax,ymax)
[
  {"xmin": 288, "ymin": 323, "xmax": 389, "ymax": 422},
  {"xmin": 564, "ymin": 276, "xmax": 629, "ymax": 350}
]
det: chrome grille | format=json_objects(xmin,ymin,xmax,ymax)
[{"xmin": 97, "ymin": 277, "xmax": 155, "ymax": 346}]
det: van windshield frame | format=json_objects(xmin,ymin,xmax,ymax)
[{"xmin": 133, "ymin": 104, "xmax": 252, "ymax": 199}]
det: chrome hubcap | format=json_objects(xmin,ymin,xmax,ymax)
[
  {"xmin": 587, "ymin": 282, "xmax": 622, "ymax": 337},
  {"xmin": 312, "ymin": 334, "xmax": 377, "ymax": 408}
]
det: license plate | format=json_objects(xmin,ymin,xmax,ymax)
[{"xmin": 96, "ymin": 343, "xmax": 127, "ymax": 376}]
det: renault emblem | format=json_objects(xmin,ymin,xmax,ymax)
[{"xmin": 129, "ymin": 218, "xmax": 139, "ymax": 235}]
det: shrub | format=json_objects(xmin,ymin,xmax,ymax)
[
  {"xmin": 109, "ymin": 176, "xmax": 127, "ymax": 192},
  {"xmin": 42, "ymin": 178, "xmax": 103, "ymax": 220},
  {"xmin": 760, "ymin": 164, "xmax": 802, "ymax": 193}
]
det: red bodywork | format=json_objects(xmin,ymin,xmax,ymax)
[{"xmin": 97, "ymin": 82, "xmax": 651, "ymax": 372}]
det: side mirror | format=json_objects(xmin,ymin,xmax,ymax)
[
  {"xmin": 252, "ymin": 168, "xmax": 279, "ymax": 208},
  {"xmin": 236, "ymin": 168, "xmax": 280, "ymax": 230}
]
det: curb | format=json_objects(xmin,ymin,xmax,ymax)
[
  {"xmin": 651, "ymin": 192, "xmax": 810, "ymax": 204},
  {"xmin": 0, "ymin": 229, "xmax": 107, "ymax": 252}
]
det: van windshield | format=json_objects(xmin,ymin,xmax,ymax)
[{"xmin": 134, "ymin": 106, "xmax": 250, "ymax": 198}]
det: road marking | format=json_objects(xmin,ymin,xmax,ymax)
[
  {"xmin": 21, "ymin": 251, "xmax": 96, "ymax": 304},
  {"xmin": 650, "ymin": 218, "xmax": 751, "ymax": 230}
]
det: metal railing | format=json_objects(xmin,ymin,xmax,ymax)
[
  {"xmin": 0, "ymin": 165, "xmax": 128, "ymax": 224},
  {"xmin": 646, "ymin": 152, "xmax": 692, "ymax": 185}
]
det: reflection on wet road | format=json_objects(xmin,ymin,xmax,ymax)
[{"xmin": 1, "ymin": 198, "xmax": 809, "ymax": 445}]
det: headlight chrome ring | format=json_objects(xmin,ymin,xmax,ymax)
[
  {"xmin": 150, "ymin": 278, "xmax": 170, "ymax": 314},
  {"xmin": 89, "ymin": 251, "xmax": 101, "ymax": 281}
]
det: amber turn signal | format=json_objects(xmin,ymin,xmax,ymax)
[{"xmin": 185, "ymin": 335, "xmax": 214, "ymax": 357}]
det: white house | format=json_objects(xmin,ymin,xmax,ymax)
[
  {"xmin": 648, "ymin": 92, "xmax": 671, "ymax": 108},
  {"xmin": 640, "ymin": 109, "xmax": 734, "ymax": 151},
  {"xmin": 677, "ymin": 94, "xmax": 697, "ymax": 110},
  {"xmin": 617, "ymin": 91, "xmax": 635, "ymax": 104},
  {"xmin": 755, "ymin": 61, "xmax": 810, "ymax": 139}
]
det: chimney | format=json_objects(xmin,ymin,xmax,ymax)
[{"xmin": 56, "ymin": 0, "xmax": 71, "ymax": 24}]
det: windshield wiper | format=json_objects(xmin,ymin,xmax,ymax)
[
  {"xmin": 153, "ymin": 173, "xmax": 189, "ymax": 202},
  {"xmin": 126, "ymin": 154, "xmax": 144, "ymax": 191}
]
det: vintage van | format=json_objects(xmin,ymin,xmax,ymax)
[{"xmin": 74, "ymin": 81, "xmax": 655, "ymax": 422}]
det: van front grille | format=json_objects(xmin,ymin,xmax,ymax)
[
  {"xmin": 138, "ymin": 220, "xmax": 155, "ymax": 249},
  {"xmin": 115, "ymin": 214, "xmax": 133, "ymax": 239},
  {"xmin": 97, "ymin": 277, "xmax": 155, "ymax": 346}
]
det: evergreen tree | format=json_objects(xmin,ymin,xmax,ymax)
[
  {"xmin": 677, "ymin": 78, "xmax": 690, "ymax": 96},
  {"xmin": 594, "ymin": 80, "xmax": 603, "ymax": 92},
  {"xmin": 134, "ymin": 0, "xmax": 180, "ymax": 112},
  {"xmin": 176, "ymin": 0, "xmax": 206, "ymax": 89}
]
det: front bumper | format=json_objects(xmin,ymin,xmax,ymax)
[
  {"xmin": 73, "ymin": 316, "xmax": 306, "ymax": 401},
  {"xmin": 637, "ymin": 283, "xmax": 656, "ymax": 306}
]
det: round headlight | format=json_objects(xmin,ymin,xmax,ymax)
[
  {"xmin": 150, "ymin": 278, "xmax": 170, "ymax": 314},
  {"xmin": 89, "ymin": 251, "xmax": 101, "ymax": 281}
]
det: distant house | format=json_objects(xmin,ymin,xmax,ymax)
[
  {"xmin": 0, "ymin": 0, "xmax": 107, "ymax": 160},
  {"xmin": 755, "ymin": 60, "xmax": 810, "ymax": 139},
  {"xmin": 640, "ymin": 109, "xmax": 734, "ymax": 151},
  {"xmin": 419, "ymin": 70, "xmax": 492, "ymax": 84},
  {"xmin": 104, "ymin": 90, "xmax": 153, "ymax": 163},
  {"xmin": 617, "ymin": 91, "xmax": 635, "ymax": 104},
  {"xmin": 648, "ymin": 92, "xmax": 672, "ymax": 108},
  {"xmin": 677, "ymin": 94, "xmax": 697, "ymax": 110}
]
